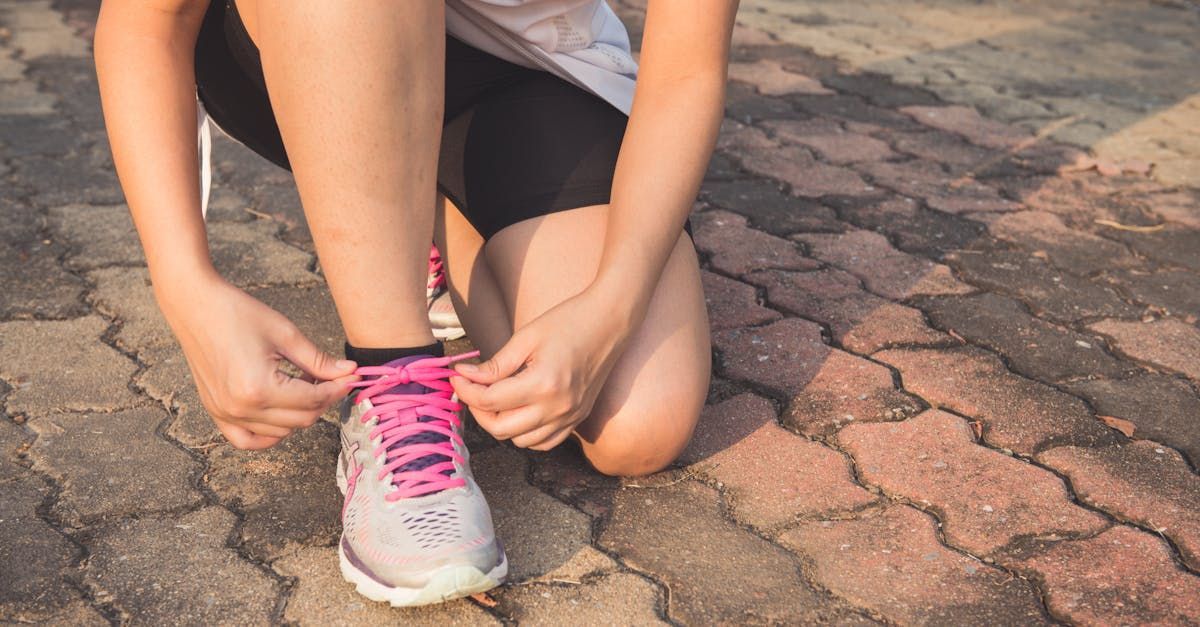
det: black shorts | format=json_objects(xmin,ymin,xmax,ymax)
[{"xmin": 194, "ymin": 0, "xmax": 629, "ymax": 240}]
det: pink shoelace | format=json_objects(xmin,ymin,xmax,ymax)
[
  {"xmin": 346, "ymin": 351, "xmax": 479, "ymax": 500},
  {"xmin": 427, "ymin": 244, "xmax": 446, "ymax": 293}
]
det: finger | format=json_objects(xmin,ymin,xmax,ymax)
[
  {"xmin": 274, "ymin": 322, "xmax": 358, "ymax": 381},
  {"xmin": 214, "ymin": 419, "xmax": 286, "ymax": 450},
  {"xmin": 465, "ymin": 404, "xmax": 503, "ymax": 439},
  {"xmin": 266, "ymin": 370, "xmax": 354, "ymax": 411},
  {"xmin": 486, "ymin": 405, "xmax": 549, "ymax": 441},
  {"xmin": 527, "ymin": 425, "xmax": 576, "ymax": 452},
  {"xmin": 240, "ymin": 406, "xmax": 326, "ymax": 430},
  {"xmin": 454, "ymin": 329, "xmax": 535, "ymax": 384},
  {"xmin": 452, "ymin": 372, "xmax": 540, "ymax": 415},
  {"xmin": 511, "ymin": 420, "xmax": 564, "ymax": 449}
]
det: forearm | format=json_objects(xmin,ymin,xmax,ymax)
[
  {"xmin": 594, "ymin": 77, "xmax": 725, "ymax": 323},
  {"xmin": 94, "ymin": 1, "xmax": 215, "ymax": 306}
]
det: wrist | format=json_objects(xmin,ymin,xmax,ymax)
[
  {"xmin": 150, "ymin": 258, "xmax": 224, "ymax": 317},
  {"xmin": 586, "ymin": 270, "xmax": 652, "ymax": 331}
]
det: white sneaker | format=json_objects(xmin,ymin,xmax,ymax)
[
  {"xmin": 337, "ymin": 352, "xmax": 506, "ymax": 606},
  {"xmin": 427, "ymin": 244, "xmax": 466, "ymax": 341}
]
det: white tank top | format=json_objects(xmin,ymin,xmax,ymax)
[{"xmin": 445, "ymin": 0, "xmax": 639, "ymax": 114}]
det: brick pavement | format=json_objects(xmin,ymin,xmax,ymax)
[{"xmin": 2, "ymin": 0, "xmax": 1199, "ymax": 624}]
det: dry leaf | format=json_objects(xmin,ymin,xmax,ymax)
[
  {"xmin": 969, "ymin": 421, "xmax": 983, "ymax": 439},
  {"xmin": 948, "ymin": 328, "xmax": 966, "ymax": 343},
  {"xmin": 1099, "ymin": 415, "xmax": 1136, "ymax": 438},
  {"xmin": 470, "ymin": 592, "xmax": 498, "ymax": 608},
  {"xmin": 1094, "ymin": 219, "xmax": 1164, "ymax": 233}
]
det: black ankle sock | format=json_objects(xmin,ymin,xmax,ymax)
[{"xmin": 343, "ymin": 341, "xmax": 444, "ymax": 367}]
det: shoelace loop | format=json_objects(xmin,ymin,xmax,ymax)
[
  {"xmin": 346, "ymin": 351, "xmax": 479, "ymax": 500},
  {"xmin": 427, "ymin": 244, "xmax": 447, "ymax": 292}
]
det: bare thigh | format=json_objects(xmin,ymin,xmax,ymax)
[{"xmin": 438, "ymin": 199, "xmax": 710, "ymax": 476}]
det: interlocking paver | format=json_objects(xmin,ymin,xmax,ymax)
[
  {"xmin": 764, "ymin": 119, "xmax": 895, "ymax": 164},
  {"xmin": 0, "ymin": 317, "xmax": 140, "ymax": 417},
  {"xmin": 729, "ymin": 59, "xmax": 831, "ymax": 96},
  {"xmin": 779, "ymin": 505, "xmax": 1050, "ymax": 625},
  {"xmin": 1089, "ymin": 318, "xmax": 1200, "ymax": 381},
  {"xmin": 839, "ymin": 410, "xmax": 1109, "ymax": 556},
  {"xmin": 272, "ymin": 546, "xmax": 500, "ymax": 626},
  {"xmin": 857, "ymin": 160, "xmax": 1020, "ymax": 215},
  {"xmin": 1103, "ymin": 268, "xmax": 1200, "ymax": 320},
  {"xmin": 714, "ymin": 318, "xmax": 920, "ymax": 436},
  {"xmin": 985, "ymin": 210, "xmax": 1139, "ymax": 273},
  {"xmin": 745, "ymin": 268, "xmax": 951, "ymax": 354},
  {"xmin": 1064, "ymin": 374, "xmax": 1200, "ymax": 466},
  {"xmin": 598, "ymin": 481, "xmax": 873, "ymax": 625},
  {"xmin": 795, "ymin": 229, "xmax": 973, "ymax": 299},
  {"xmin": 900, "ymin": 105, "xmax": 1031, "ymax": 150},
  {"xmin": 875, "ymin": 346, "xmax": 1118, "ymax": 455},
  {"xmin": 1000, "ymin": 526, "xmax": 1200, "ymax": 625},
  {"xmin": 701, "ymin": 179, "xmax": 846, "ymax": 236},
  {"xmin": 946, "ymin": 247, "xmax": 1140, "ymax": 323},
  {"xmin": 830, "ymin": 196, "xmax": 988, "ymax": 259},
  {"xmin": 699, "ymin": 271, "xmax": 781, "ymax": 332},
  {"xmin": 495, "ymin": 573, "xmax": 666, "ymax": 626},
  {"xmin": 693, "ymin": 209, "xmax": 818, "ymax": 277},
  {"xmin": 204, "ymin": 423, "xmax": 341, "ymax": 562},
  {"xmin": 27, "ymin": 407, "xmax": 202, "ymax": 527},
  {"xmin": 681, "ymin": 393, "xmax": 877, "ymax": 529},
  {"xmin": 1039, "ymin": 441, "xmax": 1200, "ymax": 570},
  {"xmin": 0, "ymin": 475, "xmax": 86, "ymax": 623},
  {"xmin": 82, "ymin": 507, "xmax": 281, "ymax": 625},
  {"xmin": 919, "ymin": 292, "xmax": 1131, "ymax": 382}
]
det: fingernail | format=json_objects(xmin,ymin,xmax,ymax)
[{"xmin": 336, "ymin": 359, "xmax": 355, "ymax": 370}]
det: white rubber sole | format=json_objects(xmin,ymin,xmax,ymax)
[
  {"xmin": 334, "ymin": 451, "xmax": 506, "ymax": 607},
  {"xmin": 431, "ymin": 325, "xmax": 467, "ymax": 341}
]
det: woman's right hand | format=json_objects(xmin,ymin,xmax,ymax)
[{"xmin": 158, "ymin": 272, "xmax": 359, "ymax": 450}]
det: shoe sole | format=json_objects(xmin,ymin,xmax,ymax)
[
  {"xmin": 335, "ymin": 451, "xmax": 506, "ymax": 607},
  {"xmin": 431, "ymin": 325, "xmax": 466, "ymax": 341}
]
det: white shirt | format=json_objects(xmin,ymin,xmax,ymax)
[{"xmin": 445, "ymin": 0, "xmax": 639, "ymax": 114}]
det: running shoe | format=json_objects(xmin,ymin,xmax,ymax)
[
  {"xmin": 337, "ymin": 352, "xmax": 506, "ymax": 606},
  {"xmin": 427, "ymin": 244, "xmax": 465, "ymax": 340}
]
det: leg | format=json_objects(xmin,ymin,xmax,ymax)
[
  {"xmin": 444, "ymin": 203, "xmax": 710, "ymax": 477},
  {"xmin": 248, "ymin": 0, "xmax": 444, "ymax": 347}
]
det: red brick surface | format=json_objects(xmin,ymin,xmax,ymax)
[
  {"xmin": 1089, "ymin": 318, "xmax": 1200, "ymax": 381},
  {"xmin": 838, "ymin": 410, "xmax": 1109, "ymax": 555}
]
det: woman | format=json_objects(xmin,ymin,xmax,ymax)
[{"xmin": 94, "ymin": 0, "xmax": 735, "ymax": 607}]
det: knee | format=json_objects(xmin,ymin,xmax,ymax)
[{"xmin": 578, "ymin": 406, "xmax": 700, "ymax": 478}]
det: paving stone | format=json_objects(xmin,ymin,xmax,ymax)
[
  {"xmin": 0, "ymin": 239, "xmax": 87, "ymax": 319},
  {"xmin": 920, "ymin": 293, "xmax": 1132, "ymax": 381},
  {"xmin": 0, "ymin": 475, "xmax": 82, "ymax": 622},
  {"xmin": 26, "ymin": 407, "xmax": 201, "ymax": 527},
  {"xmin": 0, "ymin": 317, "xmax": 140, "ymax": 416},
  {"xmin": 901, "ymin": 105, "xmax": 1031, "ymax": 149},
  {"xmin": 271, "ymin": 545, "xmax": 500, "ymax": 626},
  {"xmin": 249, "ymin": 284, "xmax": 346, "ymax": 359},
  {"xmin": 830, "ymin": 196, "xmax": 988, "ymax": 259},
  {"xmin": 12, "ymin": 149, "xmax": 124, "ymax": 207},
  {"xmin": 495, "ymin": 573, "xmax": 665, "ymax": 626},
  {"xmin": 598, "ymin": 481, "xmax": 872, "ymax": 624},
  {"xmin": 764, "ymin": 119, "xmax": 895, "ymax": 164},
  {"xmin": 945, "ymin": 247, "xmax": 1140, "ymax": 323},
  {"xmin": 680, "ymin": 393, "xmax": 876, "ymax": 529},
  {"xmin": 205, "ymin": 423, "xmax": 341, "ymax": 562},
  {"xmin": 746, "ymin": 268, "xmax": 952, "ymax": 353},
  {"xmin": 722, "ymin": 81, "xmax": 798, "ymax": 122},
  {"xmin": 715, "ymin": 119, "xmax": 779, "ymax": 159},
  {"xmin": 1110, "ymin": 223, "xmax": 1200, "ymax": 273},
  {"xmin": 472, "ymin": 446, "xmax": 592, "ymax": 582},
  {"xmin": 714, "ymin": 318, "xmax": 920, "ymax": 435},
  {"xmin": 1142, "ymin": 189, "xmax": 1200, "ymax": 229},
  {"xmin": 1103, "ymin": 268, "xmax": 1200, "ymax": 319},
  {"xmin": 796, "ymin": 229, "xmax": 973, "ymax": 299},
  {"xmin": 692, "ymin": 210, "xmax": 818, "ymax": 277},
  {"xmin": 0, "ymin": 113, "xmax": 74, "ymax": 157},
  {"xmin": 875, "ymin": 347, "xmax": 1119, "ymax": 455},
  {"xmin": 83, "ymin": 507, "xmax": 280, "ymax": 625},
  {"xmin": 23, "ymin": 55, "xmax": 104, "ymax": 131},
  {"xmin": 779, "ymin": 505, "xmax": 1050, "ymax": 625},
  {"xmin": 0, "ymin": 78, "xmax": 55, "ymax": 115},
  {"xmin": 1090, "ymin": 318, "xmax": 1200, "ymax": 380},
  {"xmin": 87, "ymin": 267, "xmax": 173, "ymax": 356},
  {"xmin": 137, "ymin": 354, "xmax": 219, "ymax": 448},
  {"xmin": 858, "ymin": 160, "xmax": 1020, "ymax": 214},
  {"xmin": 2, "ymin": 0, "xmax": 89, "ymax": 58},
  {"xmin": 701, "ymin": 179, "xmax": 846, "ymax": 236},
  {"xmin": 0, "ymin": 417, "xmax": 32, "ymax": 483},
  {"xmin": 819, "ymin": 72, "xmax": 943, "ymax": 108},
  {"xmin": 839, "ymin": 410, "xmax": 1109, "ymax": 556},
  {"xmin": 728, "ymin": 58, "xmax": 831, "ymax": 96},
  {"xmin": 47, "ymin": 204, "xmax": 144, "ymax": 270},
  {"xmin": 792, "ymin": 94, "xmax": 925, "ymax": 131},
  {"xmin": 737, "ymin": 143, "xmax": 876, "ymax": 198},
  {"xmin": 985, "ymin": 210, "xmax": 1139, "ymax": 273},
  {"xmin": 1039, "ymin": 441, "xmax": 1200, "ymax": 569},
  {"xmin": 1064, "ymin": 374, "xmax": 1200, "ymax": 466},
  {"xmin": 1000, "ymin": 526, "xmax": 1200, "ymax": 625},
  {"xmin": 887, "ymin": 129, "xmax": 998, "ymax": 172},
  {"xmin": 700, "ymin": 271, "xmax": 780, "ymax": 332}
]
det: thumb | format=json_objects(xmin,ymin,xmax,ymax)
[
  {"xmin": 456, "ymin": 330, "xmax": 534, "ymax": 384},
  {"xmin": 275, "ymin": 324, "xmax": 357, "ymax": 381}
]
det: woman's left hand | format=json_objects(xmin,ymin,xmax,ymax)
[{"xmin": 450, "ymin": 286, "xmax": 635, "ymax": 451}]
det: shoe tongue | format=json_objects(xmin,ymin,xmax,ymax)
[{"xmin": 372, "ymin": 354, "xmax": 455, "ymax": 489}]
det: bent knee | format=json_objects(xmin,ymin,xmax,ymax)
[{"xmin": 578, "ymin": 407, "xmax": 700, "ymax": 478}]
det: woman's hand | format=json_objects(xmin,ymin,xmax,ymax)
[
  {"xmin": 159, "ymin": 272, "xmax": 359, "ymax": 450},
  {"xmin": 450, "ymin": 286, "xmax": 635, "ymax": 451}
]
